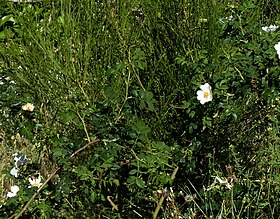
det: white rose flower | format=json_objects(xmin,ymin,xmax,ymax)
[
  {"xmin": 29, "ymin": 175, "xmax": 43, "ymax": 188},
  {"xmin": 262, "ymin": 25, "xmax": 278, "ymax": 32},
  {"xmin": 22, "ymin": 103, "xmax": 35, "ymax": 112},
  {"xmin": 7, "ymin": 185, "xmax": 19, "ymax": 198},
  {"xmin": 196, "ymin": 83, "xmax": 213, "ymax": 105}
]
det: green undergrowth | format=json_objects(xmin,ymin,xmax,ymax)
[{"xmin": 0, "ymin": 0, "xmax": 280, "ymax": 218}]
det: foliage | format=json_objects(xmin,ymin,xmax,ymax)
[{"xmin": 0, "ymin": 0, "xmax": 279, "ymax": 218}]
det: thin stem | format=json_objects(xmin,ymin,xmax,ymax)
[
  {"xmin": 76, "ymin": 111, "xmax": 91, "ymax": 142},
  {"xmin": 153, "ymin": 167, "xmax": 179, "ymax": 219},
  {"xmin": 107, "ymin": 196, "xmax": 118, "ymax": 211},
  {"xmin": 69, "ymin": 139, "xmax": 100, "ymax": 159},
  {"xmin": 115, "ymin": 65, "xmax": 131, "ymax": 123}
]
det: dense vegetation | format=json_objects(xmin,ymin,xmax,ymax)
[{"xmin": 0, "ymin": 0, "xmax": 280, "ymax": 218}]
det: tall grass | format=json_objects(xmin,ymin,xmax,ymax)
[{"xmin": 0, "ymin": 0, "xmax": 280, "ymax": 218}]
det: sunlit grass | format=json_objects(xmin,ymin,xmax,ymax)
[{"xmin": 0, "ymin": 0, "xmax": 280, "ymax": 218}]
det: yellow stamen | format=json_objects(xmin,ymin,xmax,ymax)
[{"xmin": 204, "ymin": 91, "xmax": 209, "ymax": 98}]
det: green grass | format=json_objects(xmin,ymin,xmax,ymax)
[{"xmin": 0, "ymin": 0, "xmax": 280, "ymax": 218}]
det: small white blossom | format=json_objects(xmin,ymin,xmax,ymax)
[
  {"xmin": 10, "ymin": 167, "xmax": 19, "ymax": 178},
  {"xmin": 7, "ymin": 185, "xmax": 19, "ymax": 198},
  {"xmin": 262, "ymin": 25, "xmax": 278, "ymax": 32},
  {"xmin": 274, "ymin": 42, "xmax": 280, "ymax": 59},
  {"xmin": 184, "ymin": 194, "xmax": 196, "ymax": 202},
  {"xmin": 196, "ymin": 83, "xmax": 213, "ymax": 104},
  {"xmin": 226, "ymin": 15, "xmax": 234, "ymax": 21},
  {"xmin": 22, "ymin": 103, "xmax": 35, "ymax": 112},
  {"xmin": 219, "ymin": 15, "xmax": 234, "ymax": 23},
  {"xmin": 206, "ymin": 176, "xmax": 233, "ymax": 191},
  {"xmin": 29, "ymin": 175, "xmax": 42, "ymax": 188}
]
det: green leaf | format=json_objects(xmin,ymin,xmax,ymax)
[
  {"xmin": 58, "ymin": 158, "xmax": 70, "ymax": 169},
  {"xmin": 147, "ymin": 101, "xmax": 155, "ymax": 111},
  {"xmin": 52, "ymin": 147, "xmax": 68, "ymax": 157},
  {"xmin": 80, "ymin": 174, "xmax": 90, "ymax": 181},
  {"xmin": 90, "ymin": 191, "xmax": 97, "ymax": 203},
  {"xmin": 145, "ymin": 91, "xmax": 153, "ymax": 100},
  {"xmin": 139, "ymin": 100, "xmax": 146, "ymax": 109},
  {"xmin": 59, "ymin": 110, "xmax": 77, "ymax": 124},
  {"xmin": 127, "ymin": 176, "xmax": 136, "ymax": 184},
  {"xmin": 132, "ymin": 120, "xmax": 151, "ymax": 135},
  {"xmin": 182, "ymin": 100, "xmax": 191, "ymax": 108},
  {"xmin": 129, "ymin": 169, "xmax": 138, "ymax": 175},
  {"xmin": 0, "ymin": 15, "xmax": 14, "ymax": 27},
  {"xmin": 113, "ymin": 179, "xmax": 120, "ymax": 186},
  {"xmin": 0, "ymin": 31, "xmax": 6, "ymax": 40},
  {"xmin": 101, "ymin": 160, "xmax": 114, "ymax": 169},
  {"xmin": 135, "ymin": 177, "xmax": 145, "ymax": 188}
]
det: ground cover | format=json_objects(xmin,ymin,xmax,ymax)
[{"xmin": 0, "ymin": 0, "xmax": 280, "ymax": 218}]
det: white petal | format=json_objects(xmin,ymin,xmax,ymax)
[
  {"xmin": 12, "ymin": 152, "xmax": 18, "ymax": 157},
  {"xmin": 275, "ymin": 43, "xmax": 280, "ymax": 59},
  {"xmin": 275, "ymin": 42, "xmax": 280, "ymax": 50},
  {"xmin": 227, "ymin": 15, "xmax": 234, "ymax": 21},
  {"xmin": 7, "ymin": 192, "xmax": 15, "ymax": 198},
  {"xmin": 200, "ymin": 83, "xmax": 211, "ymax": 92},
  {"xmin": 200, "ymin": 99, "xmax": 207, "ymax": 105},
  {"xmin": 11, "ymin": 185, "xmax": 19, "ymax": 193},
  {"xmin": 196, "ymin": 90, "xmax": 204, "ymax": 100},
  {"xmin": 262, "ymin": 26, "xmax": 269, "ymax": 32},
  {"xmin": 208, "ymin": 93, "xmax": 213, "ymax": 101},
  {"xmin": 10, "ymin": 167, "xmax": 19, "ymax": 178},
  {"xmin": 262, "ymin": 25, "xmax": 278, "ymax": 32},
  {"xmin": 36, "ymin": 177, "xmax": 41, "ymax": 184},
  {"xmin": 7, "ymin": 185, "xmax": 19, "ymax": 197},
  {"xmin": 29, "ymin": 178, "xmax": 34, "ymax": 185},
  {"xmin": 14, "ymin": 156, "xmax": 20, "ymax": 162},
  {"xmin": 22, "ymin": 103, "xmax": 35, "ymax": 112}
]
